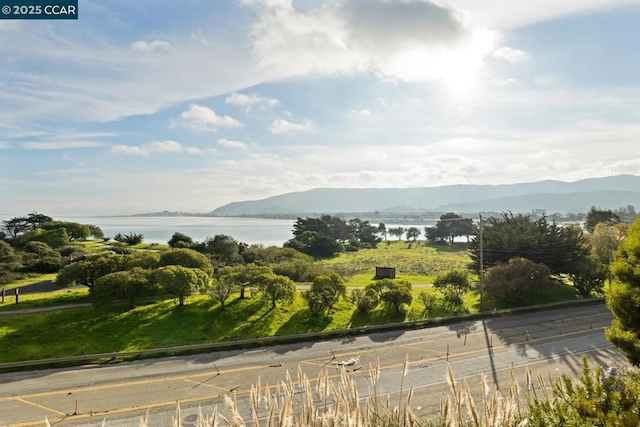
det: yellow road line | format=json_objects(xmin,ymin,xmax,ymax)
[
  {"xmin": 181, "ymin": 377, "xmax": 228, "ymax": 391},
  {"xmin": 14, "ymin": 397, "xmax": 66, "ymax": 416}
]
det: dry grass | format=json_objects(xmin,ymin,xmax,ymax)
[{"xmin": 46, "ymin": 361, "xmax": 551, "ymax": 427}]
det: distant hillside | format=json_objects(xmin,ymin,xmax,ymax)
[
  {"xmin": 435, "ymin": 191, "xmax": 640, "ymax": 214},
  {"xmin": 210, "ymin": 174, "xmax": 640, "ymax": 216}
]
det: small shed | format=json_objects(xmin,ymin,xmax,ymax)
[{"xmin": 375, "ymin": 267, "xmax": 396, "ymax": 279}]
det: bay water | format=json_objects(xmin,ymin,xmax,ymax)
[{"xmin": 1, "ymin": 215, "xmax": 437, "ymax": 246}]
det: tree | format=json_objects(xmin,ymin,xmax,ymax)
[
  {"xmin": 585, "ymin": 206, "xmax": 620, "ymax": 233},
  {"xmin": 377, "ymin": 223, "xmax": 387, "ymax": 240},
  {"xmin": 217, "ymin": 263, "xmax": 272, "ymax": 299},
  {"xmin": 418, "ymin": 291, "xmax": 437, "ymax": 316},
  {"xmin": 285, "ymin": 231, "xmax": 344, "ymax": 258},
  {"xmin": 590, "ymin": 222, "xmax": 628, "ymax": 265},
  {"xmin": 469, "ymin": 213, "xmax": 590, "ymax": 275},
  {"xmin": 209, "ymin": 277, "xmax": 233, "ymax": 308},
  {"xmin": 159, "ymin": 248, "xmax": 213, "ymax": 277},
  {"xmin": 374, "ymin": 279, "xmax": 413, "ymax": 313},
  {"xmin": 87, "ymin": 225, "xmax": 105, "ymax": 240},
  {"xmin": 348, "ymin": 288, "xmax": 380, "ymax": 314},
  {"xmin": 605, "ymin": 216, "xmax": 640, "ymax": 365},
  {"xmin": 123, "ymin": 251, "xmax": 160, "ymax": 270},
  {"xmin": 15, "ymin": 228, "xmax": 70, "ymax": 248},
  {"xmin": 406, "ymin": 227, "xmax": 421, "ymax": 241},
  {"xmin": 41, "ymin": 221, "xmax": 91, "ymax": 241},
  {"xmin": 0, "ymin": 241, "xmax": 15, "ymax": 262},
  {"xmin": 388, "ymin": 227, "xmax": 405, "ymax": 241},
  {"xmin": 257, "ymin": 273, "xmax": 296, "ymax": 309},
  {"xmin": 484, "ymin": 257, "xmax": 552, "ymax": 305},
  {"xmin": 24, "ymin": 241, "xmax": 59, "ymax": 258},
  {"xmin": 241, "ymin": 245, "xmax": 311, "ymax": 265},
  {"xmin": 154, "ymin": 265, "xmax": 210, "ymax": 306},
  {"xmin": 349, "ymin": 219, "xmax": 382, "ymax": 248},
  {"xmin": 22, "ymin": 241, "xmax": 62, "ymax": 273},
  {"xmin": 2, "ymin": 216, "xmax": 30, "ymax": 238},
  {"xmin": 23, "ymin": 212, "xmax": 53, "ymax": 229},
  {"xmin": 114, "ymin": 232, "xmax": 144, "ymax": 245},
  {"xmin": 303, "ymin": 273, "xmax": 346, "ymax": 316},
  {"xmin": 92, "ymin": 268, "xmax": 157, "ymax": 308},
  {"xmin": 427, "ymin": 213, "xmax": 476, "ymax": 244},
  {"xmin": 433, "ymin": 270, "xmax": 470, "ymax": 308},
  {"xmin": 168, "ymin": 232, "xmax": 194, "ymax": 248},
  {"xmin": 55, "ymin": 253, "xmax": 124, "ymax": 288},
  {"xmin": 569, "ymin": 256, "xmax": 608, "ymax": 297},
  {"xmin": 203, "ymin": 234, "xmax": 243, "ymax": 265},
  {"xmin": 425, "ymin": 226, "xmax": 447, "ymax": 244}
]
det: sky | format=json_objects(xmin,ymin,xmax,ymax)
[{"xmin": 2, "ymin": 0, "xmax": 640, "ymax": 216}]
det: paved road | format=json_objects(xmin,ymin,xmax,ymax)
[{"xmin": 0, "ymin": 302, "xmax": 627, "ymax": 427}]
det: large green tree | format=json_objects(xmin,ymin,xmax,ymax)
[
  {"xmin": 303, "ymin": 273, "xmax": 346, "ymax": 316},
  {"xmin": 56, "ymin": 253, "xmax": 124, "ymax": 288},
  {"xmin": 216, "ymin": 263, "xmax": 272, "ymax": 299},
  {"xmin": 469, "ymin": 213, "xmax": 590, "ymax": 275},
  {"xmin": 41, "ymin": 221, "xmax": 91, "ymax": 241},
  {"xmin": 167, "ymin": 232, "xmax": 194, "ymax": 248},
  {"xmin": 91, "ymin": 268, "xmax": 157, "ymax": 308},
  {"xmin": 154, "ymin": 265, "xmax": 210, "ymax": 306},
  {"xmin": 585, "ymin": 206, "xmax": 620, "ymax": 233},
  {"xmin": 203, "ymin": 234, "xmax": 243, "ymax": 265},
  {"xmin": 158, "ymin": 248, "xmax": 213, "ymax": 277},
  {"xmin": 606, "ymin": 216, "xmax": 640, "ymax": 365},
  {"xmin": 257, "ymin": 272, "xmax": 296, "ymax": 309}
]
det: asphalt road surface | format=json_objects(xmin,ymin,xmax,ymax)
[{"xmin": 0, "ymin": 302, "xmax": 627, "ymax": 427}]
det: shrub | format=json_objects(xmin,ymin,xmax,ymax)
[
  {"xmin": 484, "ymin": 257, "xmax": 552, "ymax": 305},
  {"xmin": 28, "ymin": 257, "xmax": 61, "ymax": 273},
  {"xmin": 303, "ymin": 273, "xmax": 346, "ymax": 316},
  {"xmin": 348, "ymin": 288, "xmax": 380, "ymax": 314},
  {"xmin": 58, "ymin": 245, "xmax": 88, "ymax": 257},
  {"xmin": 114, "ymin": 232, "xmax": 144, "ymax": 246}
]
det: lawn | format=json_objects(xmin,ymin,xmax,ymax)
[
  {"xmin": 319, "ymin": 241, "xmax": 472, "ymax": 286},
  {"xmin": 0, "ymin": 277, "xmax": 585, "ymax": 364}
]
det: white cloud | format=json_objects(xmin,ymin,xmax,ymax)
[
  {"xmin": 441, "ymin": 0, "xmax": 640, "ymax": 30},
  {"xmin": 130, "ymin": 40, "xmax": 172, "ymax": 52},
  {"xmin": 171, "ymin": 104, "xmax": 243, "ymax": 132},
  {"xmin": 244, "ymin": 0, "xmax": 497, "ymax": 83},
  {"xmin": 21, "ymin": 141, "xmax": 105, "ymax": 150},
  {"xmin": 492, "ymin": 46, "xmax": 530, "ymax": 63},
  {"xmin": 270, "ymin": 118, "xmax": 315, "ymax": 134},
  {"xmin": 492, "ymin": 78, "xmax": 520, "ymax": 86},
  {"xmin": 225, "ymin": 92, "xmax": 278, "ymax": 112},
  {"xmin": 109, "ymin": 140, "xmax": 201, "ymax": 156},
  {"xmin": 217, "ymin": 138, "xmax": 248, "ymax": 150},
  {"xmin": 0, "ymin": 142, "xmax": 9, "ymax": 149},
  {"xmin": 347, "ymin": 109, "xmax": 372, "ymax": 119}
]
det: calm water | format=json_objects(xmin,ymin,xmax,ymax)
[
  {"xmin": 53, "ymin": 216, "xmax": 296, "ymax": 246},
  {"xmin": 0, "ymin": 215, "xmax": 438, "ymax": 246}
]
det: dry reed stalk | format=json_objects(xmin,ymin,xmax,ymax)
[
  {"xmin": 464, "ymin": 380, "xmax": 480, "ymax": 427},
  {"xmin": 172, "ymin": 402, "xmax": 182, "ymax": 427}
]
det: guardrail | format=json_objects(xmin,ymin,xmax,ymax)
[{"xmin": 0, "ymin": 298, "xmax": 604, "ymax": 370}]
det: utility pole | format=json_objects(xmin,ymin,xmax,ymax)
[{"xmin": 479, "ymin": 214, "xmax": 484, "ymax": 312}]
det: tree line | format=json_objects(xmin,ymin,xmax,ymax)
[{"xmin": 0, "ymin": 212, "xmax": 104, "ymax": 284}]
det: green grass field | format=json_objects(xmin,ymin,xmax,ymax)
[
  {"xmin": 0, "ymin": 278, "xmax": 584, "ymax": 363},
  {"xmin": 320, "ymin": 241, "xmax": 472, "ymax": 285}
]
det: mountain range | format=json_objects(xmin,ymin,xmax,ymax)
[{"xmin": 210, "ymin": 175, "xmax": 640, "ymax": 216}]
